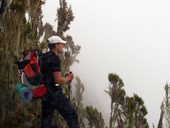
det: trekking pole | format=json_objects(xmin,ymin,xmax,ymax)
[
  {"xmin": 65, "ymin": 72, "xmax": 72, "ymax": 100},
  {"xmin": 68, "ymin": 81, "xmax": 71, "ymax": 100}
]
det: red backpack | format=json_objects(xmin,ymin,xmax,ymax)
[{"xmin": 16, "ymin": 50, "xmax": 46, "ymax": 102}]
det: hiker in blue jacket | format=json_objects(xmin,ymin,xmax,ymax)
[{"xmin": 40, "ymin": 35, "xmax": 79, "ymax": 128}]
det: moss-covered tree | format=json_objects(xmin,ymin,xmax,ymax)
[
  {"xmin": 105, "ymin": 73, "xmax": 126, "ymax": 128},
  {"xmin": 0, "ymin": 0, "xmax": 46, "ymax": 127},
  {"xmin": 124, "ymin": 94, "xmax": 149, "ymax": 128},
  {"xmin": 86, "ymin": 105, "xmax": 105, "ymax": 128},
  {"xmin": 106, "ymin": 73, "xmax": 149, "ymax": 128},
  {"xmin": 0, "ymin": 0, "xmax": 106, "ymax": 127},
  {"xmin": 159, "ymin": 83, "xmax": 170, "ymax": 128}
]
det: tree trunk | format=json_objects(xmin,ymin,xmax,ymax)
[{"xmin": 157, "ymin": 110, "xmax": 164, "ymax": 128}]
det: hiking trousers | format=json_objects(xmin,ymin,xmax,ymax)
[{"xmin": 41, "ymin": 88, "xmax": 79, "ymax": 128}]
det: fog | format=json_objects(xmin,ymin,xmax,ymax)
[{"xmin": 42, "ymin": 0, "xmax": 170, "ymax": 126}]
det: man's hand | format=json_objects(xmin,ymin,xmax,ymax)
[{"xmin": 65, "ymin": 72, "xmax": 74, "ymax": 82}]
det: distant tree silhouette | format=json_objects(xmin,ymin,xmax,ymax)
[
  {"xmin": 71, "ymin": 76, "xmax": 86, "ymax": 128},
  {"xmin": 86, "ymin": 105, "xmax": 105, "ymax": 128},
  {"xmin": 106, "ymin": 73, "xmax": 149, "ymax": 128},
  {"xmin": 125, "ymin": 94, "xmax": 149, "ymax": 128},
  {"xmin": 105, "ymin": 73, "xmax": 126, "ymax": 128},
  {"xmin": 159, "ymin": 83, "xmax": 170, "ymax": 128}
]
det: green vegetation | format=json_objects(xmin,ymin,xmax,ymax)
[{"xmin": 106, "ymin": 73, "xmax": 149, "ymax": 128}]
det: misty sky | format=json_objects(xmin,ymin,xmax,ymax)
[{"xmin": 42, "ymin": 0, "xmax": 170, "ymax": 126}]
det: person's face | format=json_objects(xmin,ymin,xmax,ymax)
[{"xmin": 56, "ymin": 43, "xmax": 65, "ymax": 53}]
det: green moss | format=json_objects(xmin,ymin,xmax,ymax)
[
  {"xmin": 23, "ymin": 22, "xmax": 31, "ymax": 36},
  {"xmin": 10, "ymin": 0, "xmax": 25, "ymax": 13}
]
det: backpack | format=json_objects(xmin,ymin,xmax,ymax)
[{"xmin": 16, "ymin": 50, "xmax": 46, "ymax": 103}]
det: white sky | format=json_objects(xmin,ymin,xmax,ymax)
[{"xmin": 42, "ymin": 0, "xmax": 170, "ymax": 127}]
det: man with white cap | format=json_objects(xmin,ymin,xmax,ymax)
[{"xmin": 40, "ymin": 35, "xmax": 79, "ymax": 128}]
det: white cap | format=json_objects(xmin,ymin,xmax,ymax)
[{"xmin": 48, "ymin": 36, "xmax": 66, "ymax": 44}]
